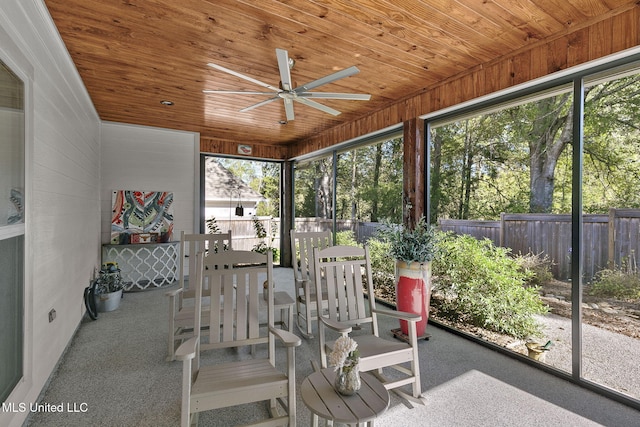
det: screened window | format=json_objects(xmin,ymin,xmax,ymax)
[
  {"xmin": 0, "ymin": 59, "xmax": 25, "ymax": 403},
  {"xmin": 427, "ymin": 59, "xmax": 640, "ymax": 405}
]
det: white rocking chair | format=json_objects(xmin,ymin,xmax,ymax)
[
  {"xmin": 290, "ymin": 229, "xmax": 333, "ymax": 338},
  {"xmin": 166, "ymin": 231, "xmax": 232, "ymax": 361},
  {"xmin": 176, "ymin": 250, "xmax": 301, "ymax": 426},
  {"xmin": 313, "ymin": 244, "xmax": 425, "ymax": 405}
]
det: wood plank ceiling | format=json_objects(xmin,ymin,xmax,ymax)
[{"xmin": 44, "ymin": 0, "xmax": 637, "ymax": 151}]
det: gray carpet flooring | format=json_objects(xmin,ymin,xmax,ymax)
[{"xmin": 25, "ymin": 267, "xmax": 640, "ymax": 426}]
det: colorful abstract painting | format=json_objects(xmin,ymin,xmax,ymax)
[{"xmin": 111, "ymin": 190, "xmax": 174, "ymax": 244}]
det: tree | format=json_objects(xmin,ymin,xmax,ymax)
[
  {"xmin": 515, "ymin": 94, "xmax": 573, "ymax": 213},
  {"xmin": 255, "ymin": 162, "xmax": 280, "ymax": 217},
  {"xmin": 430, "ymin": 73, "xmax": 640, "ymax": 219},
  {"xmin": 214, "ymin": 157, "xmax": 281, "ymax": 217}
]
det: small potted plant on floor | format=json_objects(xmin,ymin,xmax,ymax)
[
  {"xmin": 376, "ymin": 216, "xmax": 440, "ymax": 337},
  {"xmin": 94, "ymin": 262, "xmax": 124, "ymax": 312}
]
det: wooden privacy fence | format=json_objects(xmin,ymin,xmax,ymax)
[
  {"xmin": 213, "ymin": 217, "xmax": 379, "ymax": 253},
  {"xmin": 291, "ymin": 218, "xmax": 379, "ymax": 242},
  {"xmin": 213, "ymin": 217, "xmax": 368, "ymax": 252},
  {"xmin": 438, "ymin": 209, "xmax": 640, "ymax": 282},
  {"xmin": 215, "ymin": 217, "xmax": 279, "ymax": 252}
]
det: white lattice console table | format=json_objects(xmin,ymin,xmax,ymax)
[{"xmin": 102, "ymin": 242, "xmax": 179, "ymax": 290}]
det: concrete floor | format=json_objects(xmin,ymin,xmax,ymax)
[{"xmin": 25, "ymin": 267, "xmax": 640, "ymax": 426}]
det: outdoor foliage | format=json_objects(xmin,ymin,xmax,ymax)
[
  {"xmin": 205, "ymin": 217, "xmax": 222, "ymax": 234},
  {"xmin": 294, "ymin": 138, "xmax": 403, "ymax": 223},
  {"xmin": 366, "ymin": 237, "xmax": 396, "ymax": 293},
  {"xmin": 430, "ymin": 74, "xmax": 640, "ymax": 220},
  {"xmin": 335, "ymin": 139, "xmax": 403, "ymax": 222},
  {"xmin": 375, "ymin": 216, "xmax": 440, "ymax": 265},
  {"xmin": 367, "ymin": 237, "xmax": 394, "ymax": 276},
  {"xmin": 217, "ymin": 158, "xmax": 281, "ymax": 217},
  {"xmin": 514, "ymin": 252, "xmax": 554, "ymax": 287},
  {"xmin": 204, "ymin": 217, "xmax": 230, "ymax": 252},
  {"xmin": 251, "ymin": 216, "xmax": 279, "ymax": 261},
  {"xmin": 588, "ymin": 258, "xmax": 640, "ymax": 300},
  {"xmin": 432, "ymin": 233, "xmax": 548, "ymax": 339},
  {"xmin": 335, "ymin": 230, "xmax": 358, "ymax": 246}
]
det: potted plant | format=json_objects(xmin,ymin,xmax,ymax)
[
  {"xmin": 376, "ymin": 216, "xmax": 439, "ymax": 337},
  {"xmin": 94, "ymin": 262, "xmax": 124, "ymax": 312}
]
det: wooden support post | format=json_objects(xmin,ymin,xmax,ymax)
[{"xmin": 403, "ymin": 118, "xmax": 426, "ymax": 229}]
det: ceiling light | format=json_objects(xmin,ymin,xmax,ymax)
[{"xmin": 160, "ymin": 100, "xmax": 174, "ymax": 106}]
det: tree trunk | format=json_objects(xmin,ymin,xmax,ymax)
[
  {"xmin": 315, "ymin": 159, "xmax": 333, "ymax": 218},
  {"xmin": 430, "ymin": 130, "xmax": 443, "ymax": 224},
  {"xmin": 458, "ymin": 121, "xmax": 473, "ymax": 219},
  {"xmin": 529, "ymin": 96, "xmax": 573, "ymax": 213},
  {"xmin": 351, "ymin": 150, "xmax": 358, "ymax": 220},
  {"xmin": 371, "ymin": 144, "xmax": 382, "ymax": 222}
]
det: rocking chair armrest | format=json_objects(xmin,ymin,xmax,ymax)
[
  {"xmin": 373, "ymin": 307, "xmax": 422, "ymax": 323},
  {"xmin": 165, "ymin": 287, "xmax": 184, "ymax": 298},
  {"xmin": 319, "ymin": 315, "xmax": 352, "ymax": 334},
  {"xmin": 175, "ymin": 337, "xmax": 198, "ymax": 361},
  {"xmin": 269, "ymin": 326, "xmax": 302, "ymax": 347}
]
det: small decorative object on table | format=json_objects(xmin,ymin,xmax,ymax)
[{"xmin": 329, "ymin": 335, "xmax": 361, "ymax": 395}]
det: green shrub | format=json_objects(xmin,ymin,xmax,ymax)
[
  {"xmin": 588, "ymin": 264, "xmax": 640, "ymax": 300},
  {"xmin": 515, "ymin": 252, "xmax": 554, "ymax": 287},
  {"xmin": 432, "ymin": 233, "xmax": 548, "ymax": 339},
  {"xmin": 251, "ymin": 216, "xmax": 279, "ymax": 261},
  {"xmin": 336, "ymin": 230, "xmax": 358, "ymax": 246},
  {"xmin": 367, "ymin": 237, "xmax": 395, "ymax": 276}
]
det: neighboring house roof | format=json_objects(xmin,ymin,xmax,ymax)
[{"xmin": 205, "ymin": 159, "xmax": 264, "ymax": 203}]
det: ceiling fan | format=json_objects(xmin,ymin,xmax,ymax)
[{"xmin": 203, "ymin": 48, "xmax": 371, "ymax": 121}]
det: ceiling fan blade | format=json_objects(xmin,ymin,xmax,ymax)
[
  {"xmin": 296, "ymin": 66, "xmax": 360, "ymax": 92},
  {"xmin": 275, "ymin": 48, "xmax": 293, "ymax": 91},
  {"xmin": 239, "ymin": 97, "xmax": 279, "ymax": 112},
  {"xmin": 297, "ymin": 92, "xmax": 371, "ymax": 100},
  {"xmin": 207, "ymin": 63, "xmax": 281, "ymax": 92},
  {"xmin": 203, "ymin": 90, "xmax": 278, "ymax": 95},
  {"xmin": 294, "ymin": 97, "xmax": 341, "ymax": 116},
  {"xmin": 283, "ymin": 98, "xmax": 295, "ymax": 121}
]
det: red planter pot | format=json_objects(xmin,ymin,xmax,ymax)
[{"xmin": 395, "ymin": 261, "xmax": 431, "ymax": 337}]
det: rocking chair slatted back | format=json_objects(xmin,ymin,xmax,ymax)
[
  {"xmin": 180, "ymin": 230, "xmax": 232, "ymax": 299},
  {"xmin": 199, "ymin": 250, "xmax": 271, "ymax": 351},
  {"xmin": 290, "ymin": 229, "xmax": 333, "ymax": 338},
  {"xmin": 315, "ymin": 245, "xmax": 375, "ymax": 328}
]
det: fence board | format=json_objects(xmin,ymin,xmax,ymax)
[
  {"xmin": 439, "ymin": 209, "xmax": 640, "ymax": 282},
  {"xmin": 214, "ymin": 211, "xmax": 640, "ymax": 282}
]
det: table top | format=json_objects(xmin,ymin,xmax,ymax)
[{"xmin": 301, "ymin": 368, "xmax": 390, "ymax": 425}]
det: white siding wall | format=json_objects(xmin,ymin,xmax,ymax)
[
  {"xmin": 100, "ymin": 122, "xmax": 198, "ymax": 244},
  {"xmin": 0, "ymin": 2, "xmax": 101, "ymax": 426}
]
